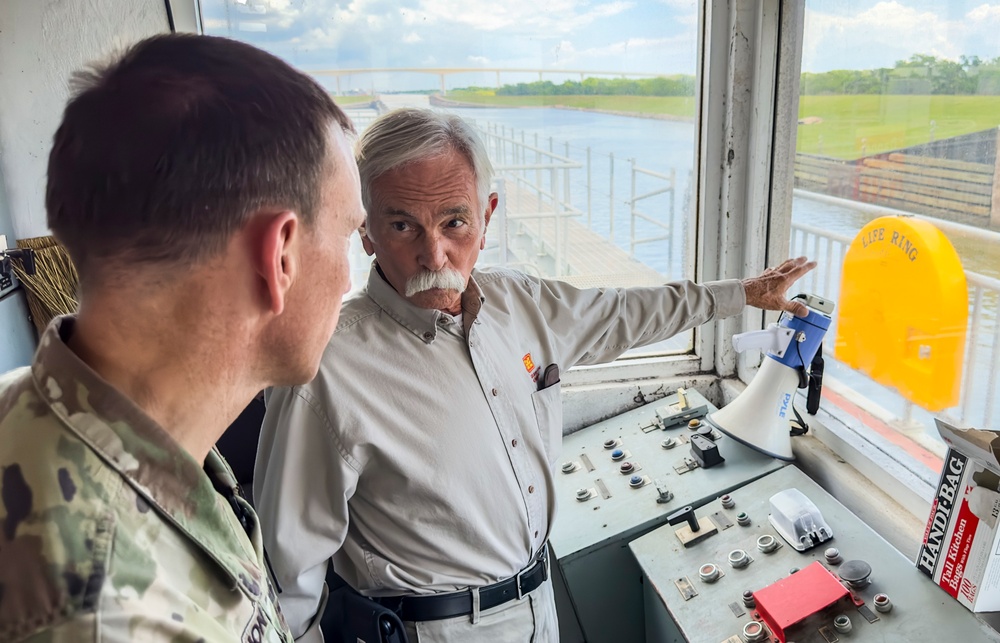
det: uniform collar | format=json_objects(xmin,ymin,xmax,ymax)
[
  {"xmin": 30, "ymin": 317, "xmax": 265, "ymax": 596},
  {"xmin": 365, "ymin": 262, "xmax": 485, "ymax": 342}
]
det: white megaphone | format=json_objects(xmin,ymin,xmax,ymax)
[{"xmin": 705, "ymin": 295, "xmax": 834, "ymax": 461}]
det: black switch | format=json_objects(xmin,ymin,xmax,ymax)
[
  {"xmin": 667, "ymin": 505, "xmax": 699, "ymax": 532},
  {"xmin": 690, "ymin": 434, "xmax": 725, "ymax": 468}
]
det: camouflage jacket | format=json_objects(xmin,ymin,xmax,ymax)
[{"xmin": 0, "ymin": 318, "xmax": 293, "ymax": 642}]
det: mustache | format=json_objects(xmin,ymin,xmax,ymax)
[{"xmin": 404, "ymin": 269, "xmax": 467, "ymax": 297}]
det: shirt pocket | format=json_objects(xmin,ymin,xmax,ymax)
[{"xmin": 530, "ymin": 383, "xmax": 563, "ymax": 467}]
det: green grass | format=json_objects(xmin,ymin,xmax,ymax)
[
  {"xmin": 796, "ymin": 95, "xmax": 1000, "ymax": 159},
  {"xmin": 444, "ymin": 91, "xmax": 696, "ymax": 119},
  {"xmin": 447, "ymin": 91, "xmax": 1000, "ymax": 160},
  {"xmin": 334, "ymin": 94, "xmax": 374, "ymax": 105}
]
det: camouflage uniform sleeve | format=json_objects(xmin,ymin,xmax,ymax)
[{"xmin": 17, "ymin": 616, "xmax": 97, "ymax": 643}]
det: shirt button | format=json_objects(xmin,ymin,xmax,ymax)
[
  {"xmin": 469, "ymin": 339, "xmax": 476, "ymax": 347},
  {"xmin": 528, "ymin": 485, "xmax": 535, "ymax": 493},
  {"xmin": 422, "ymin": 331, "xmax": 433, "ymax": 340},
  {"xmin": 492, "ymin": 388, "xmax": 498, "ymax": 396},
  {"xmin": 534, "ymin": 530, "xmax": 539, "ymax": 538},
  {"xmin": 511, "ymin": 439, "xmax": 518, "ymax": 447}
]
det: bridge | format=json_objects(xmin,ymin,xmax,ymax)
[{"xmin": 306, "ymin": 67, "xmax": 672, "ymax": 95}]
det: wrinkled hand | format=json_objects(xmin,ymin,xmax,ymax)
[{"xmin": 741, "ymin": 256, "xmax": 817, "ymax": 317}]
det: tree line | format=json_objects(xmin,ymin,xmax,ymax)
[
  {"xmin": 493, "ymin": 76, "xmax": 695, "ymax": 97},
  {"xmin": 474, "ymin": 54, "xmax": 1000, "ymax": 96},
  {"xmin": 802, "ymin": 54, "xmax": 1000, "ymax": 95}
]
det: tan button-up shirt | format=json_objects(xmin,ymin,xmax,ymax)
[{"xmin": 254, "ymin": 265, "xmax": 745, "ymax": 638}]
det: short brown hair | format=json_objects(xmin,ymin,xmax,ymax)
[{"xmin": 46, "ymin": 33, "xmax": 353, "ymax": 276}]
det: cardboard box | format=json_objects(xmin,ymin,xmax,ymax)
[{"xmin": 917, "ymin": 420, "xmax": 1000, "ymax": 612}]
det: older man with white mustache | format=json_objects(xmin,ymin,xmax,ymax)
[{"xmin": 255, "ymin": 107, "xmax": 815, "ymax": 643}]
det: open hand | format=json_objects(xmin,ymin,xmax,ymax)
[{"xmin": 740, "ymin": 256, "xmax": 817, "ymax": 317}]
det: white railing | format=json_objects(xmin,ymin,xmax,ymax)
[
  {"xmin": 629, "ymin": 161, "xmax": 676, "ymax": 263},
  {"xmin": 478, "ymin": 123, "xmax": 583, "ymax": 277},
  {"xmin": 473, "ymin": 121, "xmax": 680, "ymax": 279}
]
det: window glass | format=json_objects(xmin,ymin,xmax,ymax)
[
  {"xmin": 792, "ymin": 0, "xmax": 1000, "ymax": 459},
  {"xmin": 200, "ymin": 0, "xmax": 701, "ymax": 355}
]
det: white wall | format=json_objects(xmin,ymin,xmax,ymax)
[
  {"xmin": 0, "ymin": 0, "xmax": 169, "ymax": 240},
  {"xmin": 0, "ymin": 0, "xmax": 169, "ymax": 369}
]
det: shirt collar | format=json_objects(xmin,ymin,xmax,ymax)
[
  {"xmin": 365, "ymin": 262, "xmax": 485, "ymax": 343},
  {"xmin": 30, "ymin": 317, "xmax": 262, "ymax": 594}
]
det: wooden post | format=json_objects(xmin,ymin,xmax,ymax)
[{"xmin": 992, "ymin": 126, "xmax": 1000, "ymax": 229}]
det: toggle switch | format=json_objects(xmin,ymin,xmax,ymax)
[
  {"xmin": 667, "ymin": 505, "xmax": 718, "ymax": 547},
  {"xmin": 690, "ymin": 434, "xmax": 724, "ymax": 468}
]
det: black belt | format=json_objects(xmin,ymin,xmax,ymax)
[{"xmin": 375, "ymin": 549, "xmax": 549, "ymax": 622}]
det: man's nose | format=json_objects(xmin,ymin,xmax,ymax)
[{"xmin": 419, "ymin": 232, "xmax": 447, "ymax": 271}]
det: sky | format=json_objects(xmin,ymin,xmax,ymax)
[{"xmin": 199, "ymin": 0, "xmax": 1000, "ymax": 91}]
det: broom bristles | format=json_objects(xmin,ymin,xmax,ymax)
[{"xmin": 12, "ymin": 236, "xmax": 79, "ymax": 336}]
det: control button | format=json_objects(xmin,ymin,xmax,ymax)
[
  {"xmin": 576, "ymin": 488, "xmax": 592, "ymax": 501},
  {"xmin": 619, "ymin": 461, "xmax": 635, "ymax": 474},
  {"xmin": 833, "ymin": 615, "xmax": 852, "ymax": 634},
  {"xmin": 688, "ymin": 419, "xmax": 702, "ymax": 429},
  {"xmin": 611, "ymin": 448, "xmax": 625, "ymax": 461},
  {"xmin": 728, "ymin": 549, "xmax": 750, "ymax": 568},
  {"xmin": 629, "ymin": 475, "xmax": 643, "ymax": 488},
  {"xmin": 838, "ymin": 560, "xmax": 872, "ymax": 589},
  {"xmin": 824, "ymin": 547, "xmax": 843, "ymax": 565},
  {"xmin": 561, "ymin": 462, "xmax": 577, "ymax": 473},
  {"xmin": 756, "ymin": 535, "xmax": 778, "ymax": 553},
  {"xmin": 603, "ymin": 439, "xmax": 617, "ymax": 449},
  {"xmin": 742, "ymin": 590, "xmax": 755, "ymax": 608},
  {"xmin": 661, "ymin": 437, "xmax": 676, "ymax": 449},
  {"xmin": 698, "ymin": 563, "xmax": 720, "ymax": 583},
  {"xmin": 873, "ymin": 593, "xmax": 892, "ymax": 613},
  {"xmin": 720, "ymin": 494, "xmax": 735, "ymax": 509},
  {"xmin": 743, "ymin": 621, "xmax": 767, "ymax": 642},
  {"xmin": 736, "ymin": 512, "xmax": 751, "ymax": 526}
]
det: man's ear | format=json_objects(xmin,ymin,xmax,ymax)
[
  {"xmin": 480, "ymin": 192, "xmax": 498, "ymax": 250},
  {"xmin": 359, "ymin": 223, "xmax": 375, "ymax": 257},
  {"xmin": 256, "ymin": 211, "xmax": 299, "ymax": 316}
]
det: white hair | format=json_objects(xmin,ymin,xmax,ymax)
[{"xmin": 355, "ymin": 107, "xmax": 494, "ymax": 236}]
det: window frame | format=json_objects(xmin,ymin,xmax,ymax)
[{"xmin": 166, "ymin": 0, "xmax": 202, "ymax": 33}]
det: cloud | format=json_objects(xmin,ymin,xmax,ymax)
[
  {"xmin": 200, "ymin": 0, "xmax": 694, "ymax": 86},
  {"xmin": 547, "ymin": 34, "xmax": 696, "ymax": 73},
  {"xmin": 802, "ymin": 1, "xmax": 1000, "ymax": 72},
  {"xmin": 401, "ymin": 0, "xmax": 634, "ymax": 33}
]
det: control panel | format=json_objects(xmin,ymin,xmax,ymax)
[
  {"xmin": 629, "ymin": 465, "xmax": 999, "ymax": 642},
  {"xmin": 550, "ymin": 388, "xmax": 787, "ymax": 643}
]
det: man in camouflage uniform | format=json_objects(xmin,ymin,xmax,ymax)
[{"xmin": 0, "ymin": 34, "xmax": 364, "ymax": 642}]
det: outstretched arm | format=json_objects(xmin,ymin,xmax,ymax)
[{"xmin": 741, "ymin": 256, "xmax": 817, "ymax": 317}]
